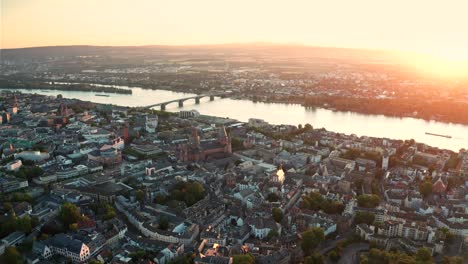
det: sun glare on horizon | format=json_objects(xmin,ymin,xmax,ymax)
[
  {"xmin": 402, "ymin": 51, "xmax": 468, "ymax": 79},
  {"xmin": 2, "ymin": 0, "xmax": 468, "ymax": 79}
]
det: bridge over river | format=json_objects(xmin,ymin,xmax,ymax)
[{"xmin": 145, "ymin": 93, "xmax": 227, "ymax": 110}]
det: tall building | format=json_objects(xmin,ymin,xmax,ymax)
[
  {"xmin": 382, "ymin": 151, "xmax": 389, "ymax": 170},
  {"xmin": 58, "ymin": 102, "xmax": 70, "ymax": 117},
  {"xmin": 8, "ymin": 94, "xmax": 18, "ymax": 114},
  {"xmin": 145, "ymin": 115, "xmax": 158, "ymax": 133},
  {"xmin": 122, "ymin": 124, "xmax": 130, "ymax": 142},
  {"xmin": 178, "ymin": 127, "xmax": 232, "ymax": 162}
]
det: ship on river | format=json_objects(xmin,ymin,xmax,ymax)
[{"xmin": 425, "ymin": 132, "xmax": 452, "ymax": 138}]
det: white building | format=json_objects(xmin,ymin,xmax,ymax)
[
  {"xmin": 248, "ymin": 118, "xmax": 269, "ymax": 128},
  {"xmin": 179, "ymin": 110, "xmax": 200, "ymax": 119},
  {"xmin": 382, "ymin": 153, "xmax": 389, "ymax": 170},
  {"xmin": 145, "ymin": 115, "xmax": 159, "ymax": 133},
  {"xmin": 6, "ymin": 160, "xmax": 22, "ymax": 171}
]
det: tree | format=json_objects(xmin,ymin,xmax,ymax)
[
  {"xmin": 304, "ymin": 253, "xmax": 324, "ymax": 264},
  {"xmin": 168, "ymin": 181, "xmax": 205, "ymax": 207},
  {"xmin": 154, "ymin": 193, "xmax": 167, "ymax": 204},
  {"xmin": 267, "ymin": 193, "xmax": 279, "ymax": 202},
  {"xmin": 3, "ymin": 247, "xmax": 22, "ymax": 264},
  {"xmin": 159, "ymin": 217, "xmax": 169, "ymax": 230},
  {"xmin": 168, "ymin": 253, "xmax": 195, "ymax": 264},
  {"xmin": 272, "ymin": 207, "xmax": 283, "ymax": 223},
  {"xmin": 0, "ymin": 214, "xmax": 16, "ymax": 237},
  {"xmin": 100, "ymin": 202, "xmax": 117, "ymax": 220},
  {"xmin": 301, "ymin": 191, "xmax": 345, "ymax": 214},
  {"xmin": 354, "ymin": 212, "xmax": 375, "ymax": 225},
  {"xmin": 415, "ymin": 247, "xmax": 432, "ymax": 263},
  {"xmin": 301, "ymin": 227, "xmax": 325, "ymax": 256},
  {"xmin": 419, "ymin": 181, "xmax": 433, "ymax": 198},
  {"xmin": 328, "ymin": 250, "xmax": 340, "ymax": 262},
  {"xmin": 357, "ymin": 194, "xmax": 380, "ymax": 208},
  {"xmin": 136, "ymin": 189, "xmax": 145, "ymax": 202},
  {"xmin": 266, "ymin": 229, "xmax": 279, "ymax": 240},
  {"xmin": 16, "ymin": 216, "xmax": 32, "ymax": 233},
  {"xmin": 59, "ymin": 202, "xmax": 82, "ymax": 228},
  {"xmin": 442, "ymin": 256, "xmax": 463, "ymax": 264},
  {"xmin": 232, "ymin": 254, "xmax": 255, "ymax": 264},
  {"xmin": 231, "ymin": 137, "xmax": 245, "ymax": 151},
  {"xmin": 69, "ymin": 223, "xmax": 78, "ymax": 231}
]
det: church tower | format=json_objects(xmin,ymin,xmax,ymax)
[
  {"xmin": 218, "ymin": 126, "xmax": 232, "ymax": 154},
  {"xmin": 382, "ymin": 151, "xmax": 389, "ymax": 170}
]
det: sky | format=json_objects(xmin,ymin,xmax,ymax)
[{"xmin": 2, "ymin": 0, "xmax": 468, "ymax": 63}]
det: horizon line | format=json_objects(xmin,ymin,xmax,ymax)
[{"xmin": 1, "ymin": 41, "xmax": 405, "ymax": 54}]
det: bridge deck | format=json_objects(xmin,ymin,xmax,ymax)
[{"xmin": 145, "ymin": 93, "xmax": 226, "ymax": 108}]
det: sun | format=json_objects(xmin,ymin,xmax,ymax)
[{"xmin": 401, "ymin": 51, "xmax": 468, "ymax": 79}]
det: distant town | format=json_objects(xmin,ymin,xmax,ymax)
[
  {"xmin": 0, "ymin": 91, "xmax": 466, "ymax": 264},
  {"xmin": 1, "ymin": 45, "xmax": 468, "ymax": 125}
]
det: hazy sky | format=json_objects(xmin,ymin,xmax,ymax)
[{"xmin": 2, "ymin": 0, "xmax": 468, "ymax": 61}]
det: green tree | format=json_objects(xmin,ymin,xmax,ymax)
[
  {"xmin": 302, "ymin": 192, "xmax": 345, "ymax": 214},
  {"xmin": 415, "ymin": 247, "xmax": 432, "ymax": 263},
  {"xmin": 439, "ymin": 227, "xmax": 455, "ymax": 244},
  {"xmin": 266, "ymin": 229, "xmax": 279, "ymax": 240},
  {"xmin": 169, "ymin": 181, "xmax": 205, "ymax": 207},
  {"xmin": 16, "ymin": 216, "xmax": 32, "ymax": 233},
  {"xmin": 355, "ymin": 211, "xmax": 375, "ymax": 225},
  {"xmin": 69, "ymin": 223, "xmax": 78, "ymax": 231},
  {"xmin": 419, "ymin": 181, "xmax": 433, "ymax": 198},
  {"xmin": 442, "ymin": 256, "xmax": 463, "ymax": 264},
  {"xmin": 159, "ymin": 217, "xmax": 169, "ymax": 230},
  {"xmin": 267, "ymin": 193, "xmax": 279, "ymax": 202},
  {"xmin": 272, "ymin": 207, "xmax": 283, "ymax": 223},
  {"xmin": 3, "ymin": 247, "xmax": 22, "ymax": 264},
  {"xmin": 304, "ymin": 253, "xmax": 324, "ymax": 264},
  {"xmin": 136, "ymin": 189, "xmax": 145, "ymax": 202},
  {"xmin": 357, "ymin": 194, "xmax": 380, "ymax": 208},
  {"xmin": 59, "ymin": 202, "xmax": 82, "ymax": 228},
  {"xmin": 328, "ymin": 250, "xmax": 340, "ymax": 262},
  {"xmin": 232, "ymin": 254, "xmax": 255, "ymax": 264},
  {"xmin": 231, "ymin": 137, "xmax": 245, "ymax": 151},
  {"xmin": 301, "ymin": 227, "xmax": 325, "ymax": 256},
  {"xmin": 168, "ymin": 253, "xmax": 195, "ymax": 264}
]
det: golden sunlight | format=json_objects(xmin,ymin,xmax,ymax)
[{"xmin": 403, "ymin": 52, "xmax": 468, "ymax": 79}]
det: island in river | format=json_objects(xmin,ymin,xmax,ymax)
[{"xmin": 0, "ymin": 79, "xmax": 132, "ymax": 94}]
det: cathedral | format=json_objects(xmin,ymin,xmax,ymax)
[{"xmin": 178, "ymin": 126, "xmax": 232, "ymax": 162}]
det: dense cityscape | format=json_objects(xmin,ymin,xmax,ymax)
[
  {"xmin": 1, "ymin": 45, "xmax": 467, "ymax": 125},
  {"xmin": 0, "ymin": 89, "xmax": 466, "ymax": 263},
  {"xmin": 2, "ymin": 0, "xmax": 468, "ymax": 263}
]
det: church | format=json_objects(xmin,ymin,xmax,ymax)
[{"xmin": 178, "ymin": 126, "xmax": 232, "ymax": 162}]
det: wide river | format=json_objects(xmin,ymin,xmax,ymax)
[{"xmin": 2, "ymin": 86, "xmax": 467, "ymax": 152}]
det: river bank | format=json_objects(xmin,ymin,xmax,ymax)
[
  {"xmin": 7, "ymin": 78, "xmax": 467, "ymax": 126},
  {"xmin": 1, "ymin": 86, "xmax": 467, "ymax": 152},
  {"xmin": 0, "ymin": 79, "xmax": 132, "ymax": 94}
]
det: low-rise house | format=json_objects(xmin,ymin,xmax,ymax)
[
  {"xmin": 45, "ymin": 234, "xmax": 91, "ymax": 263},
  {"xmin": 245, "ymin": 217, "xmax": 278, "ymax": 239}
]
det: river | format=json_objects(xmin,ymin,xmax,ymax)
[{"xmin": 2, "ymin": 86, "xmax": 467, "ymax": 152}]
